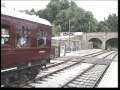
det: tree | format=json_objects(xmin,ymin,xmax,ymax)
[
  {"xmin": 52, "ymin": 24, "xmax": 61, "ymax": 36},
  {"xmin": 53, "ymin": 1, "xmax": 99, "ymax": 33},
  {"xmin": 101, "ymin": 26, "xmax": 111, "ymax": 32},
  {"xmin": 106, "ymin": 14, "xmax": 118, "ymax": 32},
  {"xmin": 97, "ymin": 14, "xmax": 118, "ymax": 32},
  {"xmin": 35, "ymin": 0, "xmax": 119, "ymax": 35},
  {"xmin": 24, "ymin": 9, "xmax": 34, "ymax": 15},
  {"xmin": 31, "ymin": 8, "xmax": 35, "ymax": 12},
  {"xmin": 20, "ymin": 9, "xmax": 36, "ymax": 15},
  {"xmin": 18, "ymin": 0, "xmax": 117, "ymax": 35},
  {"xmin": 30, "ymin": 8, "xmax": 36, "ymax": 15},
  {"xmin": 46, "ymin": 1, "xmax": 60, "ymax": 23},
  {"xmin": 59, "ymin": 0, "xmax": 70, "ymax": 10},
  {"xmin": 97, "ymin": 21, "xmax": 105, "ymax": 32},
  {"xmin": 36, "ymin": 9, "xmax": 48, "ymax": 19},
  {"xmin": 54, "ymin": 10, "xmax": 67, "ymax": 31},
  {"xmin": 70, "ymin": 1, "xmax": 77, "ymax": 7}
]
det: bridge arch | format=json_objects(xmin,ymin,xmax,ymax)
[
  {"xmin": 105, "ymin": 38, "xmax": 118, "ymax": 50},
  {"xmin": 89, "ymin": 38, "xmax": 102, "ymax": 49},
  {"xmin": 83, "ymin": 32, "xmax": 118, "ymax": 50}
]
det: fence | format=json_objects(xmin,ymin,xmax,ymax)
[
  {"xmin": 50, "ymin": 46, "xmax": 60, "ymax": 59},
  {"xmin": 50, "ymin": 40, "xmax": 93, "ymax": 58}
]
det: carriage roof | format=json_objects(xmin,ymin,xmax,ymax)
[{"xmin": 1, "ymin": 7, "xmax": 52, "ymax": 26}]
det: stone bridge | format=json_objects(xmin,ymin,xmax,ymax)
[
  {"xmin": 52, "ymin": 32, "xmax": 118, "ymax": 50},
  {"xmin": 83, "ymin": 32, "xmax": 118, "ymax": 50}
]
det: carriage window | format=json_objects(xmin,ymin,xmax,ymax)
[
  {"xmin": 16, "ymin": 25, "xmax": 31, "ymax": 48},
  {"xmin": 37, "ymin": 29, "xmax": 47, "ymax": 47},
  {"xmin": 1, "ymin": 26, "xmax": 10, "ymax": 45}
]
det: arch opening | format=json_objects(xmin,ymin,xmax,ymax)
[
  {"xmin": 89, "ymin": 38, "xmax": 102, "ymax": 49},
  {"xmin": 106, "ymin": 38, "xmax": 118, "ymax": 51}
]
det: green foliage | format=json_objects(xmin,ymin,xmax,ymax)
[
  {"xmin": 31, "ymin": 8, "xmax": 35, "ymax": 13},
  {"xmin": 52, "ymin": 24, "xmax": 61, "ymax": 36},
  {"xmin": 36, "ymin": 9, "xmax": 48, "ymax": 19},
  {"xmin": 23, "ymin": 0, "xmax": 118, "ymax": 36},
  {"xmin": 90, "ymin": 39, "xmax": 102, "ymax": 49},
  {"xmin": 97, "ymin": 14, "xmax": 118, "ymax": 32},
  {"xmin": 106, "ymin": 14, "xmax": 118, "ymax": 32},
  {"xmin": 24, "ymin": 9, "xmax": 35, "ymax": 15},
  {"xmin": 101, "ymin": 26, "xmax": 111, "ymax": 32}
]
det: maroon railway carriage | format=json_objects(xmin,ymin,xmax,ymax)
[{"xmin": 1, "ymin": 7, "xmax": 52, "ymax": 86}]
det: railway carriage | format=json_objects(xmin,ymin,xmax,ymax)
[{"xmin": 1, "ymin": 7, "xmax": 52, "ymax": 86}]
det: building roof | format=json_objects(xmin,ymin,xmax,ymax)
[{"xmin": 1, "ymin": 7, "xmax": 52, "ymax": 26}]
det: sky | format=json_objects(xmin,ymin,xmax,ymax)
[{"xmin": 1, "ymin": 0, "xmax": 118, "ymax": 22}]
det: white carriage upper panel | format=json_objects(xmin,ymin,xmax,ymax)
[{"xmin": 1, "ymin": 7, "xmax": 52, "ymax": 26}]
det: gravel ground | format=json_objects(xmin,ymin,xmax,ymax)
[{"xmin": 30, "ymin": 63, "xmax": 93, "ymax": 87}]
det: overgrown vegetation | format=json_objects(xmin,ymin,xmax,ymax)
[
  {"xmin": 2, "ymin": 0, "xmax": 117, "ymax": 36},
  {"xmin": 33, "ymin": 0, "xmax": 118, "ymax": 37}
]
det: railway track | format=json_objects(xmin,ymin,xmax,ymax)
[
  {"xmin": 62, "ymin": 51, "xmax": 118, "ymax": 88},
  {"xmin": 45, "ymin": 50, "xmax": 106, "ymax": 69},
  {"xmin": 17, "ymin": 51, "xmax": 107, "ymax": 88},
  {"xmin": 82, "ymin": 51, "xmax": 117, "ymax": 65},
  {"xmin": 4, "ymin": 50, "xmax": 117, "ymax": 88},
  {"xmin": 62, "ymin": 64, "xmax": 109, "ymax": 88},
  {"xmin": 28, "ymin": 63, "xmax": 93, "ymax": 87}
]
